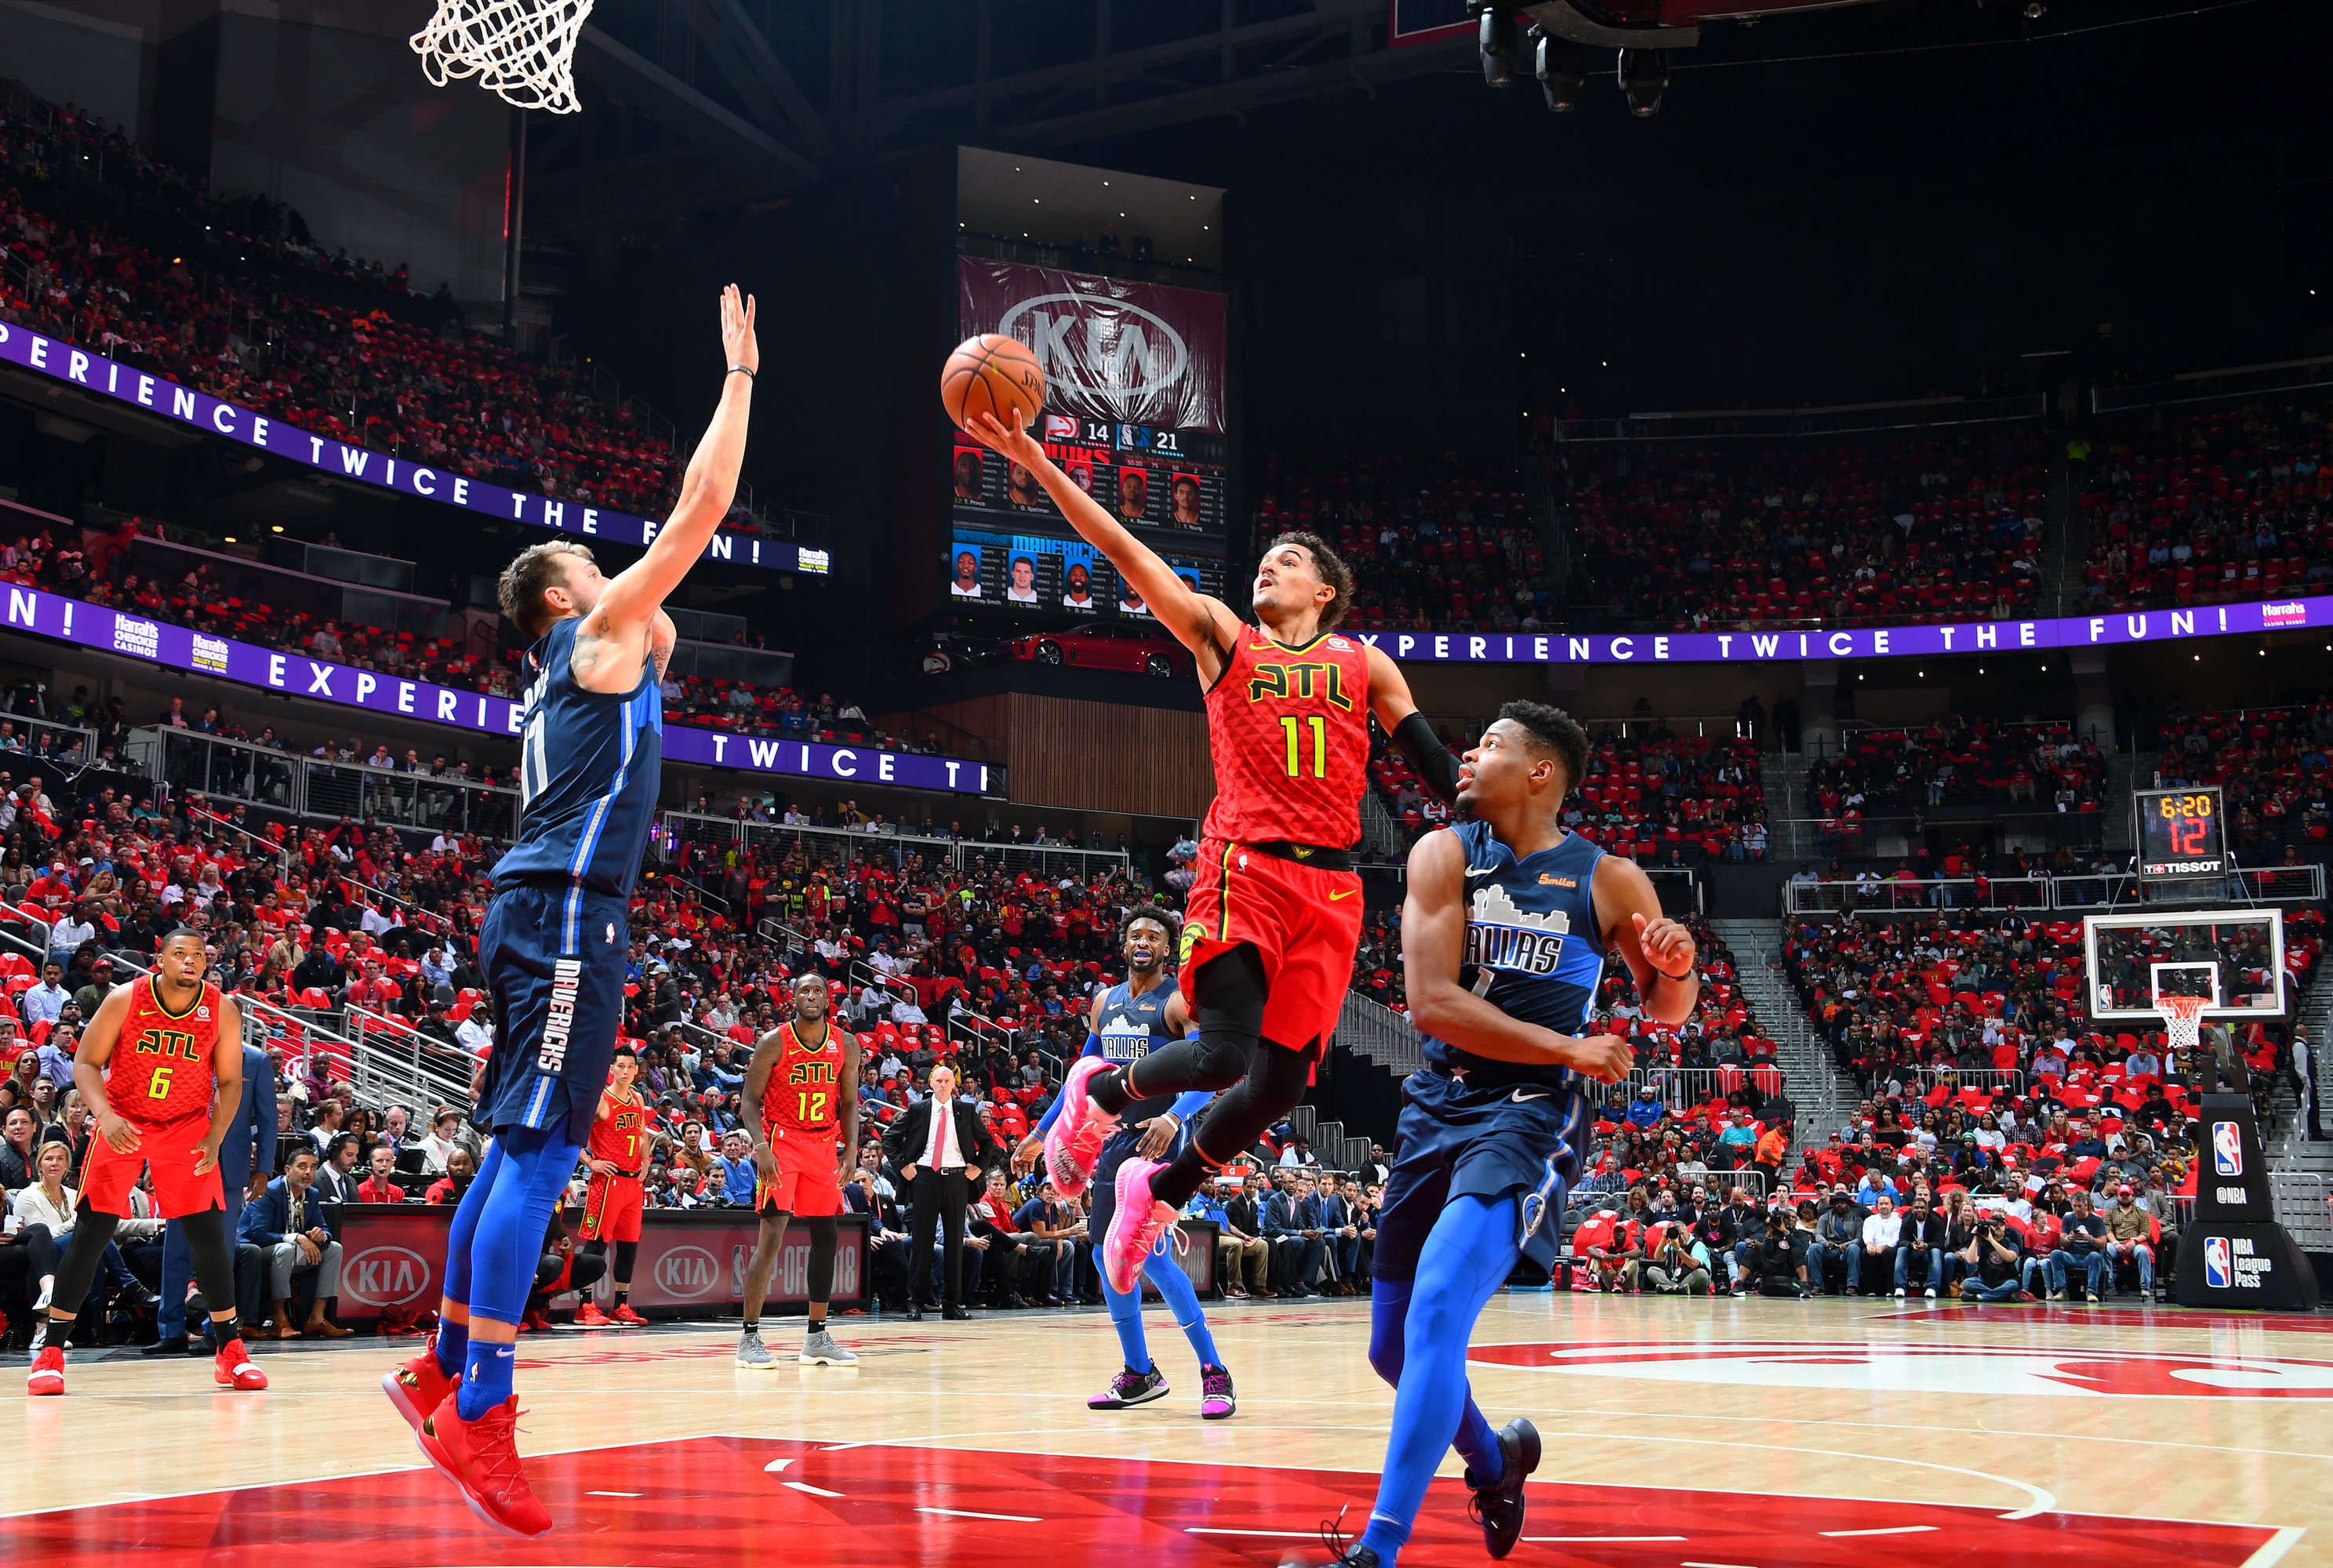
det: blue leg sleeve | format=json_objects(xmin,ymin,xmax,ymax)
[
  {"xmin": 1143, "ymin": 1247, "xmax": 1219, "ymax": 1370},
  {"xmin": 1101, "ymin": 1269, "xmax": 1154, "ymax": 1374},
  {"xmin": 435, "ymin": 1135, "xmax": 507, "ymax": 1377},
  {"xmin": 456, "ymin": 1121, "xmax": 581, "ymax": 1420},
  {"xmin": 1357, "ymin": 1195, "xmax": 1521, "ymax": 1568}
]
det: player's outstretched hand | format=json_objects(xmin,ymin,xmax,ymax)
[
  {"xmin": 97, "ymin": 1109, "xmax": 142, "ymax": 1154},
  {"xmin": 1011, "ymin": 1132, "xmax": 1042, "ymax": 1175},
  {"xmin": 719, "ymin": 283, "xmax": 759, "ymax": 376},
  {"xmin": 1134, "ymin": 1114, "xmax": 1180, "ymax": 1160},
  {"xmin": 1568, "ymin": 1033, "xmax": 1635, "ymax": 1085},
  {"xmin": 1632, "ymin": 911, "xmax": 1697, "ymax": 981},
  {"xmin": 965, "ymin": 409, "xmax": 1042, "ymax": 466}
]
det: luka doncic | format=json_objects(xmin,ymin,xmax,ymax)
[
  {"xmin": 1304, "ymin": 700, "xmax": 1703, "ymax": 1568},
  {"xmin": 382, "ymin": 285, "xmax": 761, "ymax": 1538}
]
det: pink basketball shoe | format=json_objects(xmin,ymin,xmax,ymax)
[
  {"xmin": 1103, "ymin": 1156, "xmax": 1181, "ymax": 1295},
  {"xmin": 1043, "ymin": 1056, "xmax": 1121, "ymax": 1200}
]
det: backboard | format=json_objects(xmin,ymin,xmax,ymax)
[{"xmin": 2081, "ymin": 908, "xmax": 2286, "ymax": 1025}]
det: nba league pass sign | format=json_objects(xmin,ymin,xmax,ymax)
[
  {"xmin": 0, "ymin": 323, "xmax": 815, "ymax": 575},
  {"xmin": 960, "ymin": 258, "xmax": 1229, "ymax": 434},
  {"xmin": 2175, "ymin": 1091, "xmax": 2321, "ymax": 1309}
]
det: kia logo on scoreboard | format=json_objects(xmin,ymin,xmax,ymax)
[
  {"xmin": 961, "ymin": 258, "xmax": 1226, "ymax": 433},
  {"xmin": 656, "ymin": 1245, "xmax": 722, "ymax": 1300},
  {"xmin": 343, "ymin": 1246, "xmax": 433, "ymax": 1308}
]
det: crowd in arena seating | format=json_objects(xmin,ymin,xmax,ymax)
[
  {"xmin": 2076, "ymin": 401, "xmax": 2333, "ymax": 612},
  {"xmin": 1804, "ymin": 714, "xmax": 2110, "ymax": 840},
  {"xmin": 1564, "ymin": 430, "xmax": 2052, "ymax": 631},
  {"xmin": 0, "ymin": 91, "xmax": 707, "ymax": 521},
  {"xmin": 1256, "ymin": 452, "xmax": 1559, "ymax": 634},
  {"xmin": 2146, "ymin": 697, "xmax": 2333, "ymax": 857}
]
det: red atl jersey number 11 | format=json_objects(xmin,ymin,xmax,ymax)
[{"xmin": 1201, "ymin": 630, "xmax": 1372, "ymax": 849}]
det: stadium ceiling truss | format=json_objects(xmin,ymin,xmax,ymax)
[{"xmin": 529, "ymin": 0, "xmax": 1469, "ymax": 235}]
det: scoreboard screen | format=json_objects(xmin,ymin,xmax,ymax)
[{"xmin": 2135, "ymin": 787, "xmax": 2226, "ymax": 879}]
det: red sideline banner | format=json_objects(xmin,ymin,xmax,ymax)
[
  {"xmin": 959, "ymin": 257, "xmax": 1227, "ymax": 434},
  {"xmin": 334, "ymin": 1205, "xmax": 869, "ymax": 1320}
]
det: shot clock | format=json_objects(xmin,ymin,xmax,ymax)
[{"xmin": 2135, "ymin": 786, "xmax": 2226, "ymax": 879}]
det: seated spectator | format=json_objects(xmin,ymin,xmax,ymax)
[{"xmin": 241, "ymin": 1147, "xmax": 349, "ymax": 1338}]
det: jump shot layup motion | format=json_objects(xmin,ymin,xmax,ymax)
[{"xmin": 964, "ymin": 376, "xmax": 1702, "ymax": 1564}]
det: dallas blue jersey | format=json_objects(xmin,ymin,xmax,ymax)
[
  {"xmin": 492, "ymin": 616, "xmax": 663, "ymax": 897},
  {"xmin": 1422, "ymin": 819, "xmax": 1607, "ymax": 1088}
]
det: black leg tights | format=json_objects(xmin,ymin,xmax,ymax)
[
  {"xmin": 583, "ymin": 1238, "xmax": 640, "ymax": 1293},
  {"xmin": 805, "ymin": 1215, "xmax": 838, "ymax": 1325},
  {"xmin": 1086, "ymin": 945, "xmax": 1311, "ymax": 1209},
  {"xmin": 49, "ymin": 1205, "xmax": 241, "ymax": 1340}
]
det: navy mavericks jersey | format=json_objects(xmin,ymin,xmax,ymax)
[
  {"xmin": 1094, "ymin": 977, "xmax": 1181, "ymax": 1121},
  {"xmin": 492, "ymin": 617, "xmax": 664, "ymax": 896},
  {"xmin": 1422, "ymin": 819, "xmax": 1607, "ymax": 1087}
]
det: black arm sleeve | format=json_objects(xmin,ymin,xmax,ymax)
[{"xmin": 1390, "ymin": 711, "xmax": 1463, "ymax": 802}]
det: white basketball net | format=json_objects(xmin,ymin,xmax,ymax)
[
  {"xmin": 410, "ymin": 0, "xmax": 595, "ymax": 115},
  {"xmin": 2156, "ymin": 993, "xmax": 2211, "ymax": 1059}
]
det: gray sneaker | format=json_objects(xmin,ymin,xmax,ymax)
[
  {"xmin": 736, "ymin": 1329, "xmax": 778, "ymax": 1370},
  {"xmin": 801, "ymin": 1328, "xmax": 859, "ymax": 1367}
]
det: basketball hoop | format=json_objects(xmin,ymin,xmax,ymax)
[
  {"xmin": 2156, "ymin": 993, "xmax": 2211, "ymax": 1059},
  {"xmin": 409, "ymin": 0, "xmax": 594, "ymax": 115}
]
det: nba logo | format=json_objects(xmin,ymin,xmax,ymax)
[
  {"xmin": 1043, "ymin": 414, "xmax": 1077, "ymax": 441},
  {"xmin": 2203, "ymin": 1236, "xmax": 2233, "ymax": 1289},
  {"xmin": 2212, "ymin": 1120, "xmax": 2244, "ymax": 1177}
]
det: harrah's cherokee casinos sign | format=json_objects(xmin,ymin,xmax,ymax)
[
  {"xmin": 0, "ymin": 322, "xmax": 823, "ymax": 576},
  {"xmin": 959, "ymin": 258, "xmax": 1228, "ymax": 434}
]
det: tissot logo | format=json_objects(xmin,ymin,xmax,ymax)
[
  {"xmin": 656, "ymin": 1244, "xmax": 721, "ymax": 1299},
  {"xmin": 998, "ymin": 294, "xmax": 1190, "ymax": 405},
  {"xmin": 343, "ymin": 1246, "xmax": 431, "ymax": 1306}
]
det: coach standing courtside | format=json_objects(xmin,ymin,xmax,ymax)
[{"xmin": 884, "ymin": 1065, "xmax": 1002, "ymax": 1320}]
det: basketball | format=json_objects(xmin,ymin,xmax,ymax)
[{"xmin": 940, "ymin": 333, "xmax": 1045, "ymax": 432}]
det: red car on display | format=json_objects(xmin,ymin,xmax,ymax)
[{"xmin": 1006, "ymin": 620, "xmax": 1193, "ymax": 678}]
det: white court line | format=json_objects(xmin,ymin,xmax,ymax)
[
  {"xmin": 1820, "ymin": 1526, "xmax": 1938, "ymax": 1537},
  {"xmin": 918, "ymin": 1507, "xmax": 1042, "ymax": 1523},
  {"xmin": 2244, "ymin": 1526, "xmax": 2307, "ymax": 1568},
  {"xmin": 1681, "ymin": 1560, "xmax": 1762, "ymax": 1567},
  {"xmin": 1521, "ymin": 1536, "xmax": 1687, "ymax": 1544},
  {"xmin": 1186, "ymin": 1529, "xmax": 1318, "ymax": 1537},
  {"xmin": 783, "ymin": 1480, "xmax": 847, "ymax": 1498},
  {"xmin": 763, "ymin": 1458, "xmax": 794, "ymax": 1472},
  {"xmin": 586, "ymin": 1490, "xmax": 643, "ymax": 1497}
]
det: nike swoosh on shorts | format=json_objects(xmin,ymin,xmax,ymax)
[{"xmin": 1510, "ymin": 1089, "xmax": 1551, "ymax": 1102}]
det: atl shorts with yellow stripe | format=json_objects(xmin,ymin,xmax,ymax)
[
  {"xmin": 1179, "ymin": 837, "xmax": 1363, "ymax": 1060},
  {"xmin": 580, "ymin": 1168, "xmax": 645, "ymax": 1243}
]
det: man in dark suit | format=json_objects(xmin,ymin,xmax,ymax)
[
  {"xmin": 240, "ymin": 1146, "xmax": 350, "ymax": 1338},
  {"xmin": 881, "ymin": 1064, "xmax": 1002, "ymax": 1320},
  {"xmin": 1263, "ymin": 1171, "xmax": 1325, "ymax": 1297},
  {"xmin": 149, "ymin": 1038, "xmax": 275, "ymax": 1355}
]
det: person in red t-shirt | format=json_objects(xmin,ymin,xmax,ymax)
[{"xmin": 356, "ymin": 1145, "xmax": 408, "ymax": 1204}]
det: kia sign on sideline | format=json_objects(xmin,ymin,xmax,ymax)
[
  {"xmin": 333, "ymin": 1207, "xmax": 869, "ymax": 1319},
  {"xmin": 959, "ymin": 257, "xmax": 1227, "ymax": 434}
]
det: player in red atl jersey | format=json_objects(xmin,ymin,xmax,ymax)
[
  {"xmin": 736, "ymin": 972, "xmax": 861, "ymax": 1367},
  {"xmin": 573, "ymin": 1045, "xmax": 650, "ymax": 1327},
  {"xmin": 27, "ymin": 927, "xmax": 268, "ymax": 1396},
  {"xmin": 968, "ymin": 412, "xmax": 1463, "ymax": 1294}
]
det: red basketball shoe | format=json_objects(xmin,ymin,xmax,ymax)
[
  {"xmin": 25, "ymin": 1343, "xmax": 64, "ymax": 1396},
  {"xmin": 609, "ymin": 1303, "xmax": 648, "ymax": 1327},
  {"xmin": 573, "ymin": 1301, "xmax": 612, "ymax": 1327},
  {"xmin": 382, "ymin": 1334, "xmax": 460, "ymax": 1431},
  {"xmin": 416, "ymin": 1390, "xmax": 554, "ymax": 1537},
  {"xmin": 214, "ymin": 1337, "xmax": 269, "ymax": 1391}
]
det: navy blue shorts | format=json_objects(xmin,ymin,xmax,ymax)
[
  {"xmin": 1374, "ymin": 1068, "xmax": 1589, "ymax": 1282},
  {"xmin": 474, "ymin": 881, "xmax": 630, "ymax": 1135}
]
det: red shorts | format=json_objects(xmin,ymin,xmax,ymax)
[
  {"xmin": 1179, "ymin": 837, "xmax": 1365, "ymax": 1059},
  {"xmin": 760, "ymin": 1127, "xmax": 846, "ymax": 1218},
  {"xmin": 80, "ymin": 1115, "xmax": 224, "ymax": 1221},
  {"xmin": 580, "ymin": 1170, "xmax": 645, "ymax": 1243}
]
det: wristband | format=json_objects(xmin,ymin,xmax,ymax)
[{"xmin": 728, "ymin": 365, "xmax": 756, "ymax": 380}]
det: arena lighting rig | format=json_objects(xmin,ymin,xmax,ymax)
[{"xmin": 1468, "ymin": 0, "xmax": 1889, "ymax": 115}]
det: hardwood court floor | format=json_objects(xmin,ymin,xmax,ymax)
[{"xmin": 5, "ymin": 1293, "xmax": 2327, "ymax": 1566}]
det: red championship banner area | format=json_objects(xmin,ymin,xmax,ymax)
[
  {"xmin": 334, "ymin": 1206, "xmax": 867, "ymax": 1319},
  {"xmin": 958, "ymin": 256, "xmax": 1228, "ymax": 434}
]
